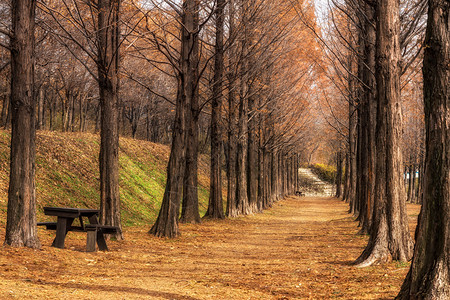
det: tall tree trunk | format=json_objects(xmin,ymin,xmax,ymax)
[
  {"xmin": 37, "ymin": 86, "xmax": 44, "ymax": 130},
  {"xmin": 4, "ymin": 0, "xmax": 40, "ymax": 248},
  {"xmin": 411, "ymin": 164, "xmax": 416, "ymax": 203},
  {"xmin": 355, "ymin": 97, "xmax": 363, "ymax": 220},
  {"xmin": 278, "ymin": 152, "xmax": 283, "ymax": 198},
  {"xmin": 247, "ymin": 94, "xmax": 259, "ymax": 213},
  {"xmin": 62, "ymin": 92, "xmax": 69, "ymax": 132},
  {"xmin": 236, "ymin": 82, "xmax": 249, "ymax": 215},
  {"xmin": 358, "ymin": 3, "xmax": 376, "ymax": 233},
  {"xmin": 150, "ymin": 85, "xmax": 185, "ymax": 237},
  {"xmin": 417, "ymin": 158, "xmax": 424, "ymax": 204},
  {"xmin": 289, "ymin": 156, "xmax": 294, "ymax": 194},
  {"xmin": 335, "ymin": 151, "xmax": 343, "ymax": 198},
  {"xmin": 397, "ymin": 0, "xmax": 449, "ymax": 297},
  {"xmin": 82, "ymin": 96, "xmax": 89, "ymax": 132},
  {"xmin": 235, "ymin": 0, "xmax": 250, "ymax": 215},
  {"xmin": 413, "ymin": 163, "xmax": 419, "ymax": 203},
  {"xmin": 355, "ymin": 0, "xmax": 413, "ymax": 267},
  {"xmin": 151, "ymin": 0, "xmax": 200, "ymax": 236},
  {"xmin": 262, "ymin": 147, "xmax": 271, "ymax": 209},
  {"xmin": 205, "ymin": 0, "xmax": 225, "ymax": 219},
  {"xmin": 366, "ymin": 9, "xmax": 376, "ymax": 227},
  {"xmin": 151, "ymin": 116, "xmax": 160, "ymax": 143},
  {"xmin": 226, "ymin": 64, "xmax": 238, "ymax": 217},
  {"xmin": 271, "ymin": 149, "xmax": 279, "ymax": 203},
  {"xmin": 348, "ymin": 90, "xmax": 358, "ymax": 213},
  {"xmin": 97, "ymin": 0, "xmax": 123, "ymax": 239},
  {"xmin": 94, "ymin": 102, "xmax": 100, "ymax": 133},
  {"xmin": 281, "ymin": 151, "xmax": 287, "ymax": 196},
  {"xmin": 279, "ymin": 151, "xmax": 284, "ymax": 198},
  {"xmin": 70, "ymin": 91, "xmax": 76, "ymax": 131},
  {"xmin": 342, "ymin": 152, "xmax": 350, "ymax": 201},
  {"xmin": 257, "ymin": 142, "xmax": 263, "ymax": 211},
  {"xmin": 4, "ymin": 84, "xmax": 11, "ymax": 129},
  {"xmin": 146, "ymin": 105, "xmax": 150, "ymax": 141},
  {"xmin": 78, "ymin": 93, "xmax": 83, "ymax": 132},
  {"xmin": 0, "ymin": 91, "xmax": 8, "ymax": 127},
  {"xmin": 49, "ymin": 93, "xmax": 54, "ymax": 130},
  {"xmin": 346, "ymin": 27, "xmax": 358, "ymax": 208},
  {"xmin": 226, "ymin": 76, "xmax": 238, "ymax": 217},
  {"xmin": 407, "ymin": 163, "xmax": 414, "ymax": 203},
  {"xmin": 180, "ymin": 0, "xmax": 201, "ymax": 224}
]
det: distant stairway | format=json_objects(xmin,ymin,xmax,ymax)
[{"xmin": 297, "ymin": 168, "xmax": 335, "ymax": 197}]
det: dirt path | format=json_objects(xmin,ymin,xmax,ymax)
[{"xmin": 0, "ymin": 197, "xmax": 420, "ymax": 299}]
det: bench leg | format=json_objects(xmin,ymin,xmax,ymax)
[
  {"xmin": 53, "ymin": 217, "xmax": 73, "ymax": 249},
  {"xmin": 87, "ymin": 229, "xmax": 97, "ymax": 252},
  {"xmin": 87, "ymin": 215, "xmax": 109, "ymax": 251},
  {"xmin": 96, "ymin": 230, "xmax": 109, "ymax": 251}
]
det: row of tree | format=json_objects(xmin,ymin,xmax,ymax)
[
  {"xmin": 3, "ymin": 0, "xmax": 124, "ymax": 245},
  {"xmin": 2, "ymin": 0, "xmax": 448, "ymax": 297},
  {"xmin": 320, "ymin": 0, "xmax": 449, "ymax": 297},
  {"xmin": 148, "ymin": 0, "xmax": 322, "ymax": 237},
  {"xmin": 1, "ymin": 0, "xmax": 321, "ymax": 244}
]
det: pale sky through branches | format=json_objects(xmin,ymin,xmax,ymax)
[{"xmin": 314, "ymin": 0, "xmax": 328, "ymax": 24}]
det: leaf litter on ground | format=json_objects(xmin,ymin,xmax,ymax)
[{"xmin": 0, "ymin": 196, "xmax": 420, "ymax": 299}]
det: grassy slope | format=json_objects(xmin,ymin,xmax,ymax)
[{"xmin": 0, "ymin": 130, "xmax": 211, "ymax": 227}]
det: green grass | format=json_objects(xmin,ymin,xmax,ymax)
[
  {"xmin": 0, "ymin": 130, "xmax": 211, "ymax": 227},
  {"xmin": 395, "ymin": 261, "xmax": 410, "ymax": 268},
  {"xmin": 310, "ymin": 163, "xmax": 337, "ymax": 184}
]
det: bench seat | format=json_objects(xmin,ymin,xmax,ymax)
[
  {"xmin": 85, "ymin": 224, "xmax": 119, "ymax": 234},
  {"xmin": 37, "ymin": 222, "xmax": 86, "ymax": 232},
  {"xmin": 37, "ymin": 222, "xmax": 57, "ymax": 230}
]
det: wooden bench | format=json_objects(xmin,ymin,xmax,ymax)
[
  {"xmin": 38, "ymin": 221, "xmax": 119, "ymax": 252},
  {"xmin": 38, "ymin": 207, "xmax": 120, "ymax": 252}
]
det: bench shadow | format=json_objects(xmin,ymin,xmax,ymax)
[{"xmin": 35, "ymin": 281, "xmax": 200, "ymax": 300}]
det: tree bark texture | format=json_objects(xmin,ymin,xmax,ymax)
[
  {"xmin": 0, "ymin": 92, "xmax": 9, "ymax": 128},
  {"xmin": 262, "ymin": 148, "xmax": 272, "ymax": 209},
  {"xmin": 97, "ymin": 0, "xmax": 123, "ymax": 240},
  {"xmin": 247, "ymin": 94, "xmax": 259, "ymax": 213},
  {"xmin": 335, "ymin": 151, "xmax": 343, "ymax": 198},
  {"xmin": 348, "ymin": 85, "xmax": 358, "ymax": 212},
  {"xmin": 355, "ymin": 98, "xmax": 363, "ymax": 219},
  {"xmin": 271, "ymin": 149, "xmax": 279, "ymax": 203},
  {"xmin": 4, "ymin": 0, "xmax": 41, "ymax": 248},
  {"xmin": 342, "ymin": 152, "xmax": 350, "ymax": 202},
  {"xmin": 205, "ymin": 0, "xmax": 225, "ymax": 219},
  {"xmin": 226, "ymin": 83, "xmax": 237, "ymax": 217},
  {"xmin": 357, "ymin": 3, "xmax": 376, "ymax": 234},
  {"xmin": 235, "ymin": 0, "xmax": 250, "ymax": 215},
  {"xmin": 150, "ymin": 85, "xmax": 185, "ymax": 237},
  {"xmin": 397, "ymin": 0, "xmax": 449, "ymax": 297},
  {"xmin": 279, "ymin": 151, "xmax": 285, "ymax": 198},
  {"xmin": 355, "ymin": 0, "xmax": 413, "ymax": 267},
  {"xmin": 151, "ymin": 1, "xmax": 202, "ymax": 236},
  {"xmin": 180, "ymin": 0, "xmax": 201, "ymax": 224},
  {"xmin": 349, "ymin": 102, "xmax": 358, "ymax": 214},
  {"xmin": 226, "ymin": 0, "xmax": 238, "ymax": 218},
  {"xmin": 236, "ymin": 82, "xmax": 249, "ymax": 215},
  {"xmin": 37, "ymin": 87, "xmax": 44, "ymax": 130}
]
